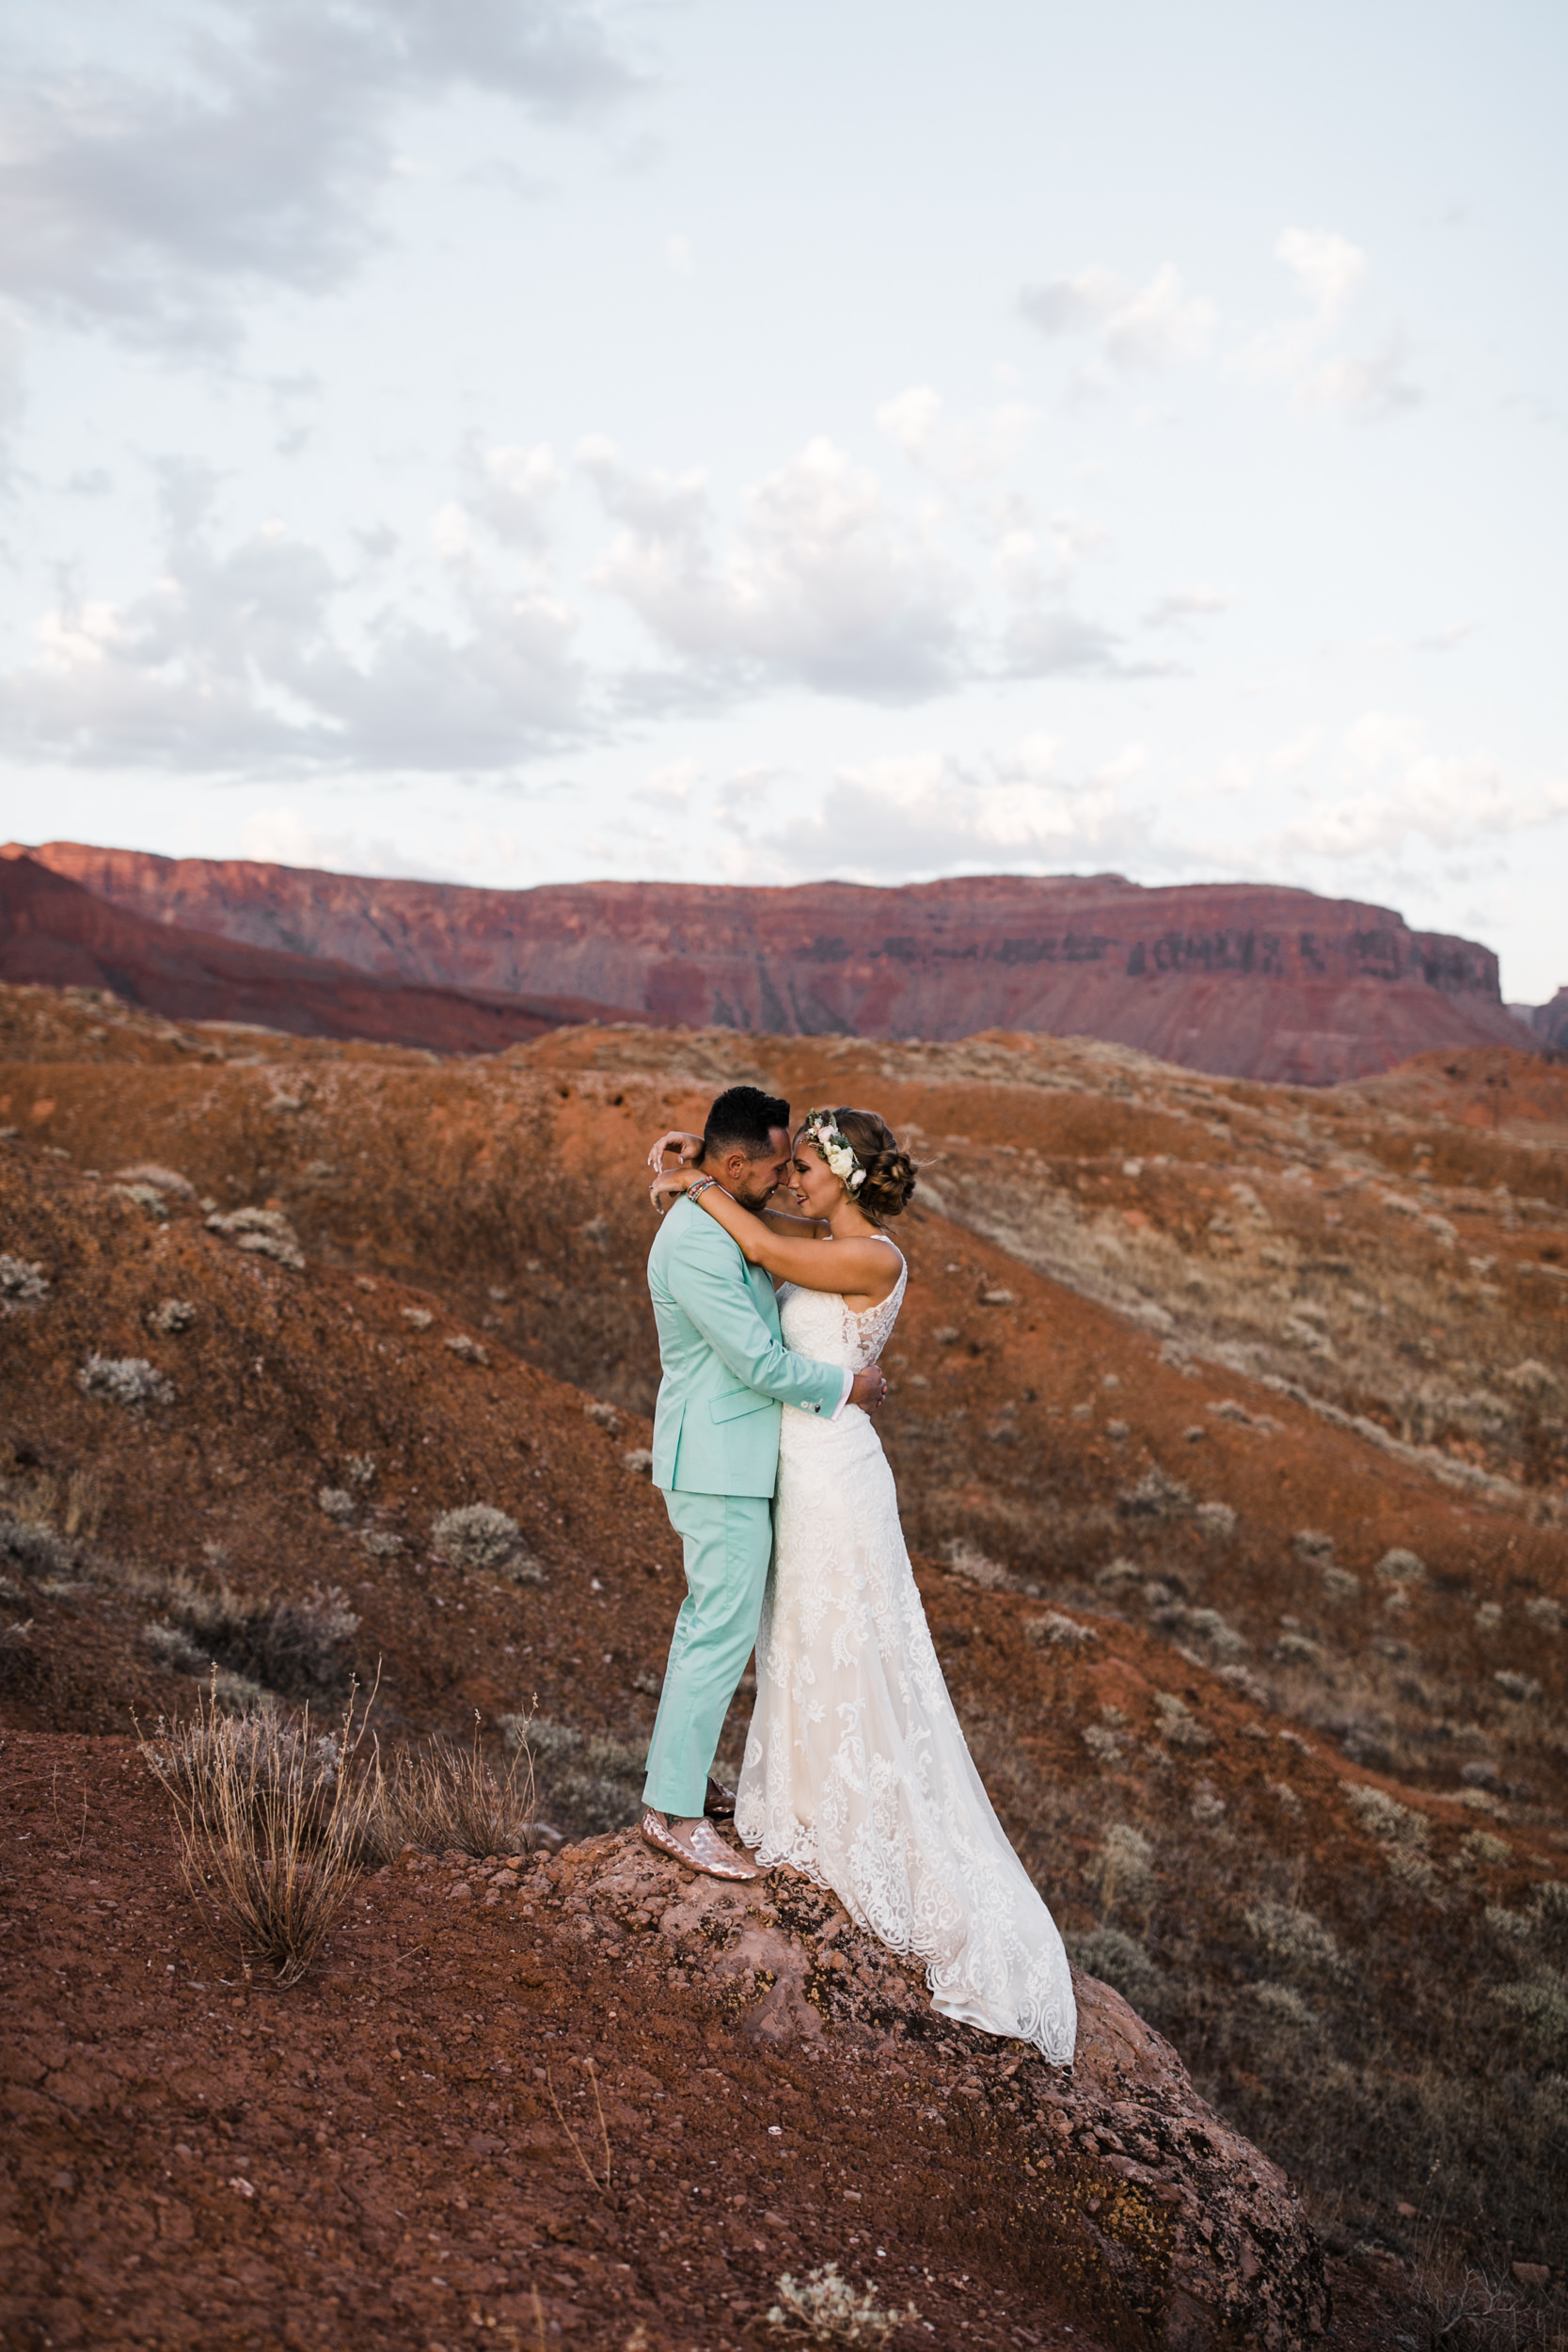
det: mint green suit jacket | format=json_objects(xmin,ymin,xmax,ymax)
[{"xmin": 647, "ymin": 1196, "xmax": 846, "ymax": 1497}]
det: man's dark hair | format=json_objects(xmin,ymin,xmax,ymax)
[{"xmin": 703, "ymin": 1084, "xmax": 791, "ymax": 1161}]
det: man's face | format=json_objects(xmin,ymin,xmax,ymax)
[{"xmin": 727, "ymin": 1126, "xmax": 793, "ymax": 1211}]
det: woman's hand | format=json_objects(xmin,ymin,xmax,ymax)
[
  {"xmin": 646, "ymin": 1129, "xmax": 704, "ymax": 1172},
  {"xmin": 648, "ymin": 1167, "xmax": 694, "ymax": 1216}
]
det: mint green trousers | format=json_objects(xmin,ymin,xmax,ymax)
[{"xmin": 641, "ymin": 1488, "xmax": 772, "ymax": 1818}]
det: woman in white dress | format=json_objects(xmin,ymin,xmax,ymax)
[{"xmin": 649, "ymin": 1107, "xmax": 1076, "ymax": 2065}]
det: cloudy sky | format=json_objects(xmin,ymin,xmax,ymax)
[{"xmin": 1, "ymin": 1, "xmax": 1564, "ymax": 998}]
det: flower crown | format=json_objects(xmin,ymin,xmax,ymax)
[{"xmin": 802, "ymin": 1109, "xmax": 865, "ymax": 1193}]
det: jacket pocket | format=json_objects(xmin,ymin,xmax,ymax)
[{"xmin": 709, "ymin": 1389, "xmax": 777, "ymax": 1424}]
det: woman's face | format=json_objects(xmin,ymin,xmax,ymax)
[{"xmin": 788, "ymin": 1134, "xmax": 845, "ymax": 1219}]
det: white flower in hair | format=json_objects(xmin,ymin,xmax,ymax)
[{"xmin": 804, "ymin": 1110, "xmax": 866, "ymax": 1192}]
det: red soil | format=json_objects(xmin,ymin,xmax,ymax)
[
  {"xmin": 5, "ymin": 1731, "xmax": 1428, "ymax": 2352},
  {"xmin": 4, "ymin": 988, "xmax": 1565, "ymax": 2344}
]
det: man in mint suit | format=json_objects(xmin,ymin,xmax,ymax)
[{"xmin": 641, "ymin": 1085, "xmax": 888, "ymax": 1881}]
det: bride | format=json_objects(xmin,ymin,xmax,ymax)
[{"xmin": 649, "ymin": 1106, "xmax": 1076, "ymax": 2065}]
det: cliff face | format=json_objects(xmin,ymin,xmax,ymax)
[
  {"xmin": 1533, "ymin": 987, "xmax": 1568, "ymax": 1052},
  {"xmin": 13, "ymin": 840, "xmax": 1528, "ymax": 1081},
  {"xmin": 0, "ymin": 851, "xmax": 635, "ymax": 1051}
]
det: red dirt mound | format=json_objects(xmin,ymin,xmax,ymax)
[
  {"xmin": 13, "ymin": 844, "xmax": 1530, "ymax": 1084},
  {"xmin": 0, "ymin": 852, "xmax": 640, "ymax": 1056},
  {"xmin": 0, "ymin": 1738, "xmax": 1360, "ymax": 2352},
  {"xmin": 4, "ymin": 990, "xmax": 1566, "ymax": 2334}
]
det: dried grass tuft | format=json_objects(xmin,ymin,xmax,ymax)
[
  {"xmin": 374, "ymin": 1714, "xmax": 537, "ymax": 1859},
  {"xmin": 138, "ymin": 1677, "xmax": 382, "ymax": 1986}
]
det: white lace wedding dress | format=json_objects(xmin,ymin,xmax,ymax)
[{"xmin": 736, "ymin": 1246, "xmax": 1077, "ymax": 2063}]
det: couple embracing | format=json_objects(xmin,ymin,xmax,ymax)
[{"xmin": 637, "ymin": 1084, "xmax": 1076, "ymax": 2067}]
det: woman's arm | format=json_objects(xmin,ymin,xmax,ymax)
[
  {"xmin": 689, "ymin": 1181, "xmax": 897, "ymax": 1298},
  {"xmin": 648, "ymin": 1166, "xmax": 825, "ymax": 1237}
]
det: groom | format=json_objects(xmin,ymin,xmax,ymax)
[{"xmin": 640, "ymin": 1084, "xmax": 887, "ymax": 1883}]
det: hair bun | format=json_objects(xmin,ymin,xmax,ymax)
[{"xmin": 828, "ymin": 1108, "xmax": 918, "ymax": 1219}]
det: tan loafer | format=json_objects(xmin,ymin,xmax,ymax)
[
  {"xmin": 641, "ymin": 1808, "xmax": 763, "ymax": 1882},
  {"xmin": 704, "ymin": 1776, "xmax": 736, "ymax": 1820}
]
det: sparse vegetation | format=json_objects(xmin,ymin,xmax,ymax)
[
  {"xmin": 545, "ymin": 2057, "xmax": 612, "ymax": 2198},
  {"xmin": 146, "ymin": 1297, "xmax": 197, "ymax": 1334},
  {"xmin": 511, "ymin": 1714, "xmax": 647, "ymax": 1835},
  {"xmin": 374, "ymin": 1715, "xmax": 537, "ymax": 1859},
  {"xmin": 768, "ymin": 2265, "xmax": 919, "ymax": 2345},
  {"xmin": 204, "ymin": 1205, "xmax": 305, "ymax": 1270},
  {"xmin": 138, "ymin": 1679, "xmax": 381, "ymax": 1985},
  {"xmin": 940, "ymin": 1536, "xmax": 1011, "ymax": 1588},
  {"xmin": 432, "ymin": 1502, "xmax": 540, "ymax": 1581},
  {"xmin": 0, "ymin": 1253, "xmax": 49, "ymax": 1311},
  {"xmin": 145, "ymin": 1578, "xmax": 359, "ymax": 1702},
  {"xmin": 76, "ymin": 1354, "xmax": 174, "ymax": 1406}
]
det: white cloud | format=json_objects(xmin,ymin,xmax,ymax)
[
  {"xmin": 1270, "ymin": 714, "xmax": 1568, "ymax": 859},
  {"xmin": 0, "ymin": 459, "xmax": 584, "ymax": 771},
  {"xmin": 237, "ymin": 804, "xmax": 445, "ymax": 877},
  {"xmin": 1019, "ymin": 262, "xmax": 1216, "ymax": 370},
  {"xmin": 1276, "ymin": 227, "xmax": 1366, "ymax": 318},
  {"xmin": 1144, "ymin": 586, "xmax": 1230, "ymax": 629},
  {"xmin": 1003, "ymin": 603, "xmax": 1123, "ymax": 678},
  {"xmin": 874, "ymin": 385, "xmax": 1034, "ymax": 481},
  {"xmin": 1233, "ymin": 229, "xmax": 1420, "ymax": 421},
  {"xmin": 1415, "ymin": 619, "xmax": 1480, "ymax": 654},
  {"xmin": 663, "ymin": 234, "xmax": 695, "ymax": 277},
  {"xmin": 0, "ymin": 0, "xmax": 638, "ymax": 350},
  {"xmin": 0, "ymin": 307, "xmax": 25, "ymax": 453},
  {"xmin": 456, "ymin": 438, "xmax": 565, "ymax": 551},
  {"xmin": 583, "ymin": 435, "xmax": 970, "ymax": 703},
  {"xmin": 720, "ymin": 733, "xmax": 1148, "ymax": 883}
]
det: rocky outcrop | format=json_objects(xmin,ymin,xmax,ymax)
[
  {"xmin": 526, "ymin": 1826, "xmax": 1329, "ymax": 2350},
  {"xmin": 1531, "ymin": 987, "xmax": 1568, "ymax": 1053},
  {"xmin": 13, "ymin": 842, "xmax": 1528, "ymax": 1083},
  {"xmin": 0, "ymin": 852, "xmax": 638, "ymax": 1053}
]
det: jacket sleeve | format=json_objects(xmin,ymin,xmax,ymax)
[{"xmin": 666, "ymin": 1224, "xmax": 847, "ymax": 1417}]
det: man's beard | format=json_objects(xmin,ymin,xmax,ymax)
[{"xmin": 732, "ymin": 1168, "xmax": 780, "ymax": 1213}]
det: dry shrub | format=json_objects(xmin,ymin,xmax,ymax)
[
  {"xmin": 941, "ymin": 1536, "xmax": 1011, "ymax": 1589},
  {"xmin": 76, "ymin": 1354, "xmax": 173, "ymax": 1406},
  {"xmin": 153, "ymin": 1578, "xmax": 359, "ymax": 1702},
  {"xmin": 0, "ymin": 1253, "xmax": 49, "ymax": 1311},
  {"xmin": 768, "ymin": 2264, "xmax": 920, "ymax": 2345},
  {"xmin": 1406, "ymin": 2244, "xmax": 1564, "ymax": 2352},
  {"xmin": 432, "ymin": 1503, "xmax": 541, "ymax": 1582},
  {"xmin": 375, "ymin": 1716, "xmax": 537, "ymax": 1859},
  {"xmin": 139, "ymin": 1677, "xmax": 382, "ymax": 1986},
  {"xmin": 515, "ymin": 1715, "xmax": 646, "ymax": 1836},
  {"xmin": 62, "ymin": 1468, "xmax": 104, "ymax": 1538},
  {"xmin": 1069, "ymin": 1925, "xmax": 1164, "ymax": 2013}
]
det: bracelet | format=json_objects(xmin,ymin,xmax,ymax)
[{"xmin": 687, "ymin": 1176, "xmax": 719, "ymax": 1200}]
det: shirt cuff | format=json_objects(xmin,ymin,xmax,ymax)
[{"xmin": 829, "ymin": 1368, "xmax": 854, "ymax": 1422}]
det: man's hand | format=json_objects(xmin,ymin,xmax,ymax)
[{"xmin": 848, "ymin": 1361, "xmax": 888, "ymax": 1414}]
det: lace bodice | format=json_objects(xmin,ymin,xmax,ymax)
[{"xmin": 777, "ymin": 1243, "xmax": 906, "ymax": 1373}]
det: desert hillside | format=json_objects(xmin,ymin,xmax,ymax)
[
  {"xmin": 0, "ymin": 850, "xmax": 631, "ymax": 1054},
  {"xmin": 11, "ymin": 843, "xmax": 1533, "ymax": 1083},
  {"xmin": 3, "ymin": 980, "xmax": 1566, "ymax": 2344}
]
